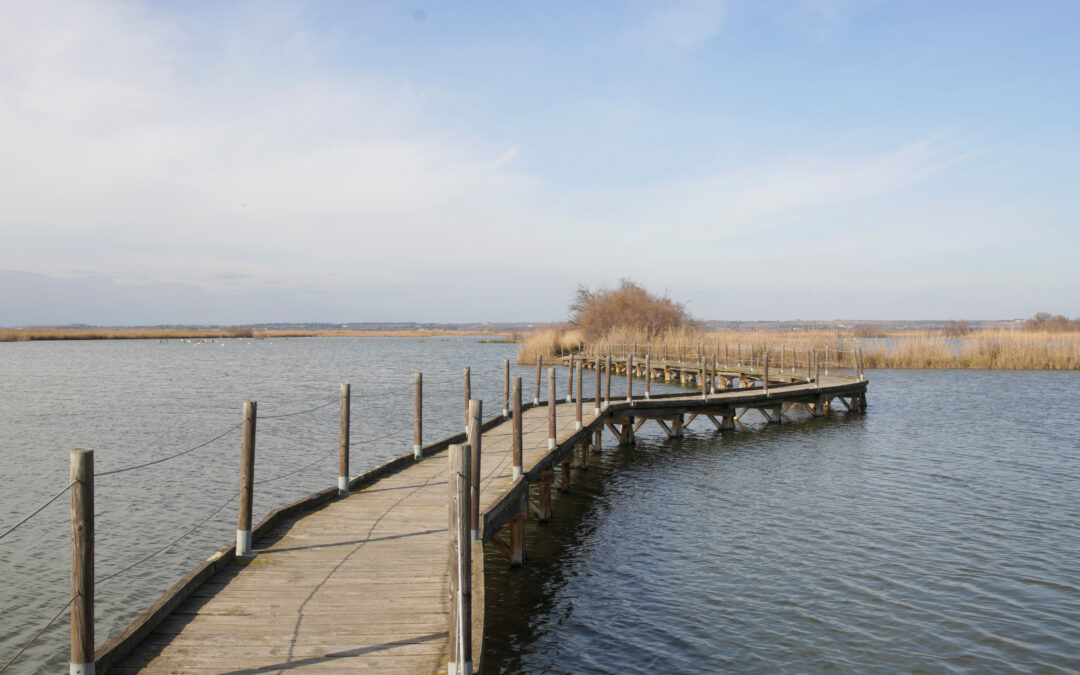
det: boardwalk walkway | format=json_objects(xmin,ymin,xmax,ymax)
[{"xmin": 109, "ymin": 371, "xmax": 867, "ymax": 673}]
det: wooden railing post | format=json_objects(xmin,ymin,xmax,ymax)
[
  {"xmin": 605, "ymin": 354, "xmax": 612, "ymax": 406},
  {"xmin": 502, "ymin": 359, "xmax": 510, "ymax": 417},
  {"xmin": 625, "ymin": 354, "xmax": 632, "ymax": 401},
  {"xmin": 338, "ymin": 383, "xmax": 350, "ymax": 495},
  {"xmin": 237, "ymin": 401, "xmax": 256, "ymax": 557},
  {"xmin": 534, "ymin": 354, "xmax": 541, "ymax": 405},
  {"xmin": 645, "ymin": 354, "xmax": 651, "ymax": 399},
  {"xmin": 764, "ymin": 353, "xmax": 770, "ymax": 397},
  {"xmin": 414, "ymin": 372, "xmax": 423, "ymax": 459},
  {"xmin": 575, "ymin": 362, "xmax": 583, "ymax": 429},
  {"xmin": 699, "ymin": 358, "xmax": 706, "ymax": 398},
  {"xmin": 547, "ymin": 367, "xmax": 557, "ymax": 449},
  {"xmin": 512, "ymin": 377, "xmax": 523, "ymax": 480},
  {"xmin": 463, "ymin": 367, "xmax": 471, "ymax": 433},
  {"xmin": 448, "ymin": 443, "xmax": 472, "ymax": 675},
  {"xmin": 566, "ymin": 354, "xmax": 574, "ymax": 404},
  {"xmin": 70, "ymin": 449, "xmax": 94, "ymax": 675},
  {"xmin": 467, "ymin": 400, "xmax": 482, "ymax": 541},
  {"xmin": 593, "ymin": 356, "xmax": 601, "ymax": 416},
  {"xmin": 825, "ymin": 344, "xmax": 830, "ymax": 376}
]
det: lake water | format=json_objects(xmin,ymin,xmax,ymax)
[{"xmin": 1, "ymin": 340, "xmax": 1078, "ymax": 673}]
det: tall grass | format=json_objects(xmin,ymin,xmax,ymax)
[
  {"xmin": 860, "ymin": 330, "xmax": 1080, "ymax": 370},
  {"xmin": 518, "ymin": 326, "xmax": 1080, "ymax": 371},
  {"xmin": 515, "ymin": 326, "xmax": 584, "ymax": 364}
]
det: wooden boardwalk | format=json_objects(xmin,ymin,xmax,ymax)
[{"xmin": 99, "ymin": 357, "xmax": 868, "ymax": 673}]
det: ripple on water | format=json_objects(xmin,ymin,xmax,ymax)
[{"xmin": 482, "ymin": 370, "xmax": 1080, "ymax": 673}]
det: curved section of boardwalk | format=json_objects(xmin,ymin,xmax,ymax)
[{"xmin": 113, "ymin": 373, "xmax": 867, "ymax": 673}]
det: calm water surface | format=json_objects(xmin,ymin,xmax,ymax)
[
  {"xmin": 1, "ymin": 340, "xmax": 1078, "ymax": 673},
  {"xmin": 483, "ymin": 369, "xmax": 1080, "ymax": 673}
]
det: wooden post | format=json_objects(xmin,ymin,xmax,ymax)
[
  {"xmin": 534, "ymin": 354, "xmax": 541, "ymax": 405},
  {"xmin": 566, "ymin": 354, "xmax": 574, "ymax": 403},
  {"xmin": 699, "ymin": 359, "xmax": 706, "ymax": 398},
  {"xmin": 70, "ymin": 449, "xmax": 94, "ymax": 675},
  {"xmin": 338, "ymin": 383, "xmax": 350, "ymax": 495},
  {"xmin": 593, "ymin": 356, "xmax": 601, "ymax": 416},
  {"xmin": 463, "ymin": 366, "xmax": 471, "ymax": 433},
  {"xmin": 414, "ymin": 372, "xmax": 423, "ymax": 459},
  {"xmin": 509, "ymin": 500, "xmax": 527, "ymax": 567},
  {"xmin": 502, "ymin": 359, "xmax": 510, "ymax": 417},
  {"xmin": 575, "ymin": 362, "xmax": 583, "ymax": 429},
  {"xmin": 711, "ymin": 354, "xmax": 718, "ymax": 394},
  {"xmin": 724, "ymin": 343, "xmax": 729, "ymax": 369},
  {"xmin": 559, "ymin": 459, "xmax": 572, "ymax": 493},
  {"xmin": 737, "ymin": 343, "xmax": 742, "ymax": 367},
  {"xmin": 763, "ymin": 353, "xmax": 770, "ymax": 397},
  {"xmin": 467, "ymin": 400, "xmax": 482, "ymax": 541},
  {"xmin": 448, "ymin": 443, "xmax": 471, "ymax": 675},
  {"xmin": 237, "ymin": 400, "xmax": 256, "ymax": 557},
  {"xmin": 604, "ymin": 355, "xmax": 612, "ymax": 406},
  {"xmin": 825, "ymin": 344, "xmax": 830, "ymax": 376},
  {"xmin": 594, "ymin": 428, "xmax": 602, "ymax": 454},
  {"xmin": 535, "ymin": 471, "xmax": 552, "ymax": 523},
  {"xmin": 814, "ymin": 350, "xmax": 820, "ymax": 389},
  {"xmin": 547, "ymin": 367, "xmax": 557, "ymax": 449},
  {"xmin": 645, "ymin": 354, "xmax": 651, "ymax": 399},
  {"xmin": 625, "ymin": 355, "xmax": 632, "ymax": 401},
  {"xmin": 512, "ymin": 377, "xmax": 523, "ymax": 480}
]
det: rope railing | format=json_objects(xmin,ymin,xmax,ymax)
[
  {"xmin": 96, "ymin": 490, "xmax": 241, "ymax": 587},
  {"xmin": 0, "ymin": 595, "xmax": 76, "ymax": 673},
  {"xmin": 6, "ymin": 360, "xmax": 581, "ymax": 672},
  {"xmin": 0, "ymin": 480, "xmax": 75, "ymax": 543},
  {"xmin": 95, "ymin": 421, "xmax": 243, "ymax": 478}
]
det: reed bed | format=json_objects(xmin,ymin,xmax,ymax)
[
  {"xmin": 515, "ymin": 326, "xmax": 584, "ymax": 364},
  {"xmin": 861, "ymin": 331, "xmax": 1080, "ymax": 370},
  {"xmin": 515, "ymin": 325, "xmax": 1080, "ymax": 370}
]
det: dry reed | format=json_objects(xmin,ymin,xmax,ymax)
[
  {"xmin": 515, "ymin": 326, "xmax": 584, "ymax": 364},
  {"xmin": 518, "ymin": 325, "xmax": 1080, "ymax": 371}
]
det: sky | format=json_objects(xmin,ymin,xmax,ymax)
[{"xmin": 1, "ymin": 0, "xmax": 1078, "ymax": 325}]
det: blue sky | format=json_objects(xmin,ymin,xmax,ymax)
[{"xmin": 1, "ymin": 1, "xmax": 1077, "ymax": 324}]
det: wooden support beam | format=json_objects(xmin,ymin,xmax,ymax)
[
  {"xmin": 673, "ymin": 413, "xmax": 684, "ymax": 438},
  {"xmin": 685, "ymin": 412, "xmax": 698, "ymax": 426},
  {"xmin": 509, "ymin": 501, "xmax": 527, "ymax": 567},
  {"xmin": 533, "ymin": 470, "xmax": 552, "ymax": 523},
  {"xmin": 558, "ymin": 460, "xmax": 571, "ymax": 493},
  {"xmin": 734, "ymin": 407, "xmax": 751, "ymax": 423},
  {"xmin": 705, "ymin": 413, "xmax": 722, "ymax": 430},
  {"xmin": 653, "ymin": 418, "xmax": 673, "ymax": 438},
  {"xmin": 489, "ymin": 534, "xmax": 512, "ymax": 558}
]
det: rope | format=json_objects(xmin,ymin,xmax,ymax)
[
  {"xmin": 0, "ymin": 595, "xmax": 75, "ymax": 673},
  {"xmin": 258, "ymin": 448, "xmax": 336, "ymax": 486},
  {"xmin": 353, "ymin": 420, "xmax": 415, "ymax": 445},
  {"xmin": 96, "ymin": 422, "xmax": 243, "ymax": 478},
  {"xmin": 260, "ymin": 398, "xmax": 337, "ymax": 419},
  {"xmin": 96, "ymin": 490, "xmax": 240, "ymax": 586},
  {"xmin": 0, "ymin": 481, "xmax": 75, "ymax": 543}
]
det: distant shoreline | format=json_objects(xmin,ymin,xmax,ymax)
[{"xmin": 0, "ymin": 327, "xmax": 503, "ymax": 342}]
